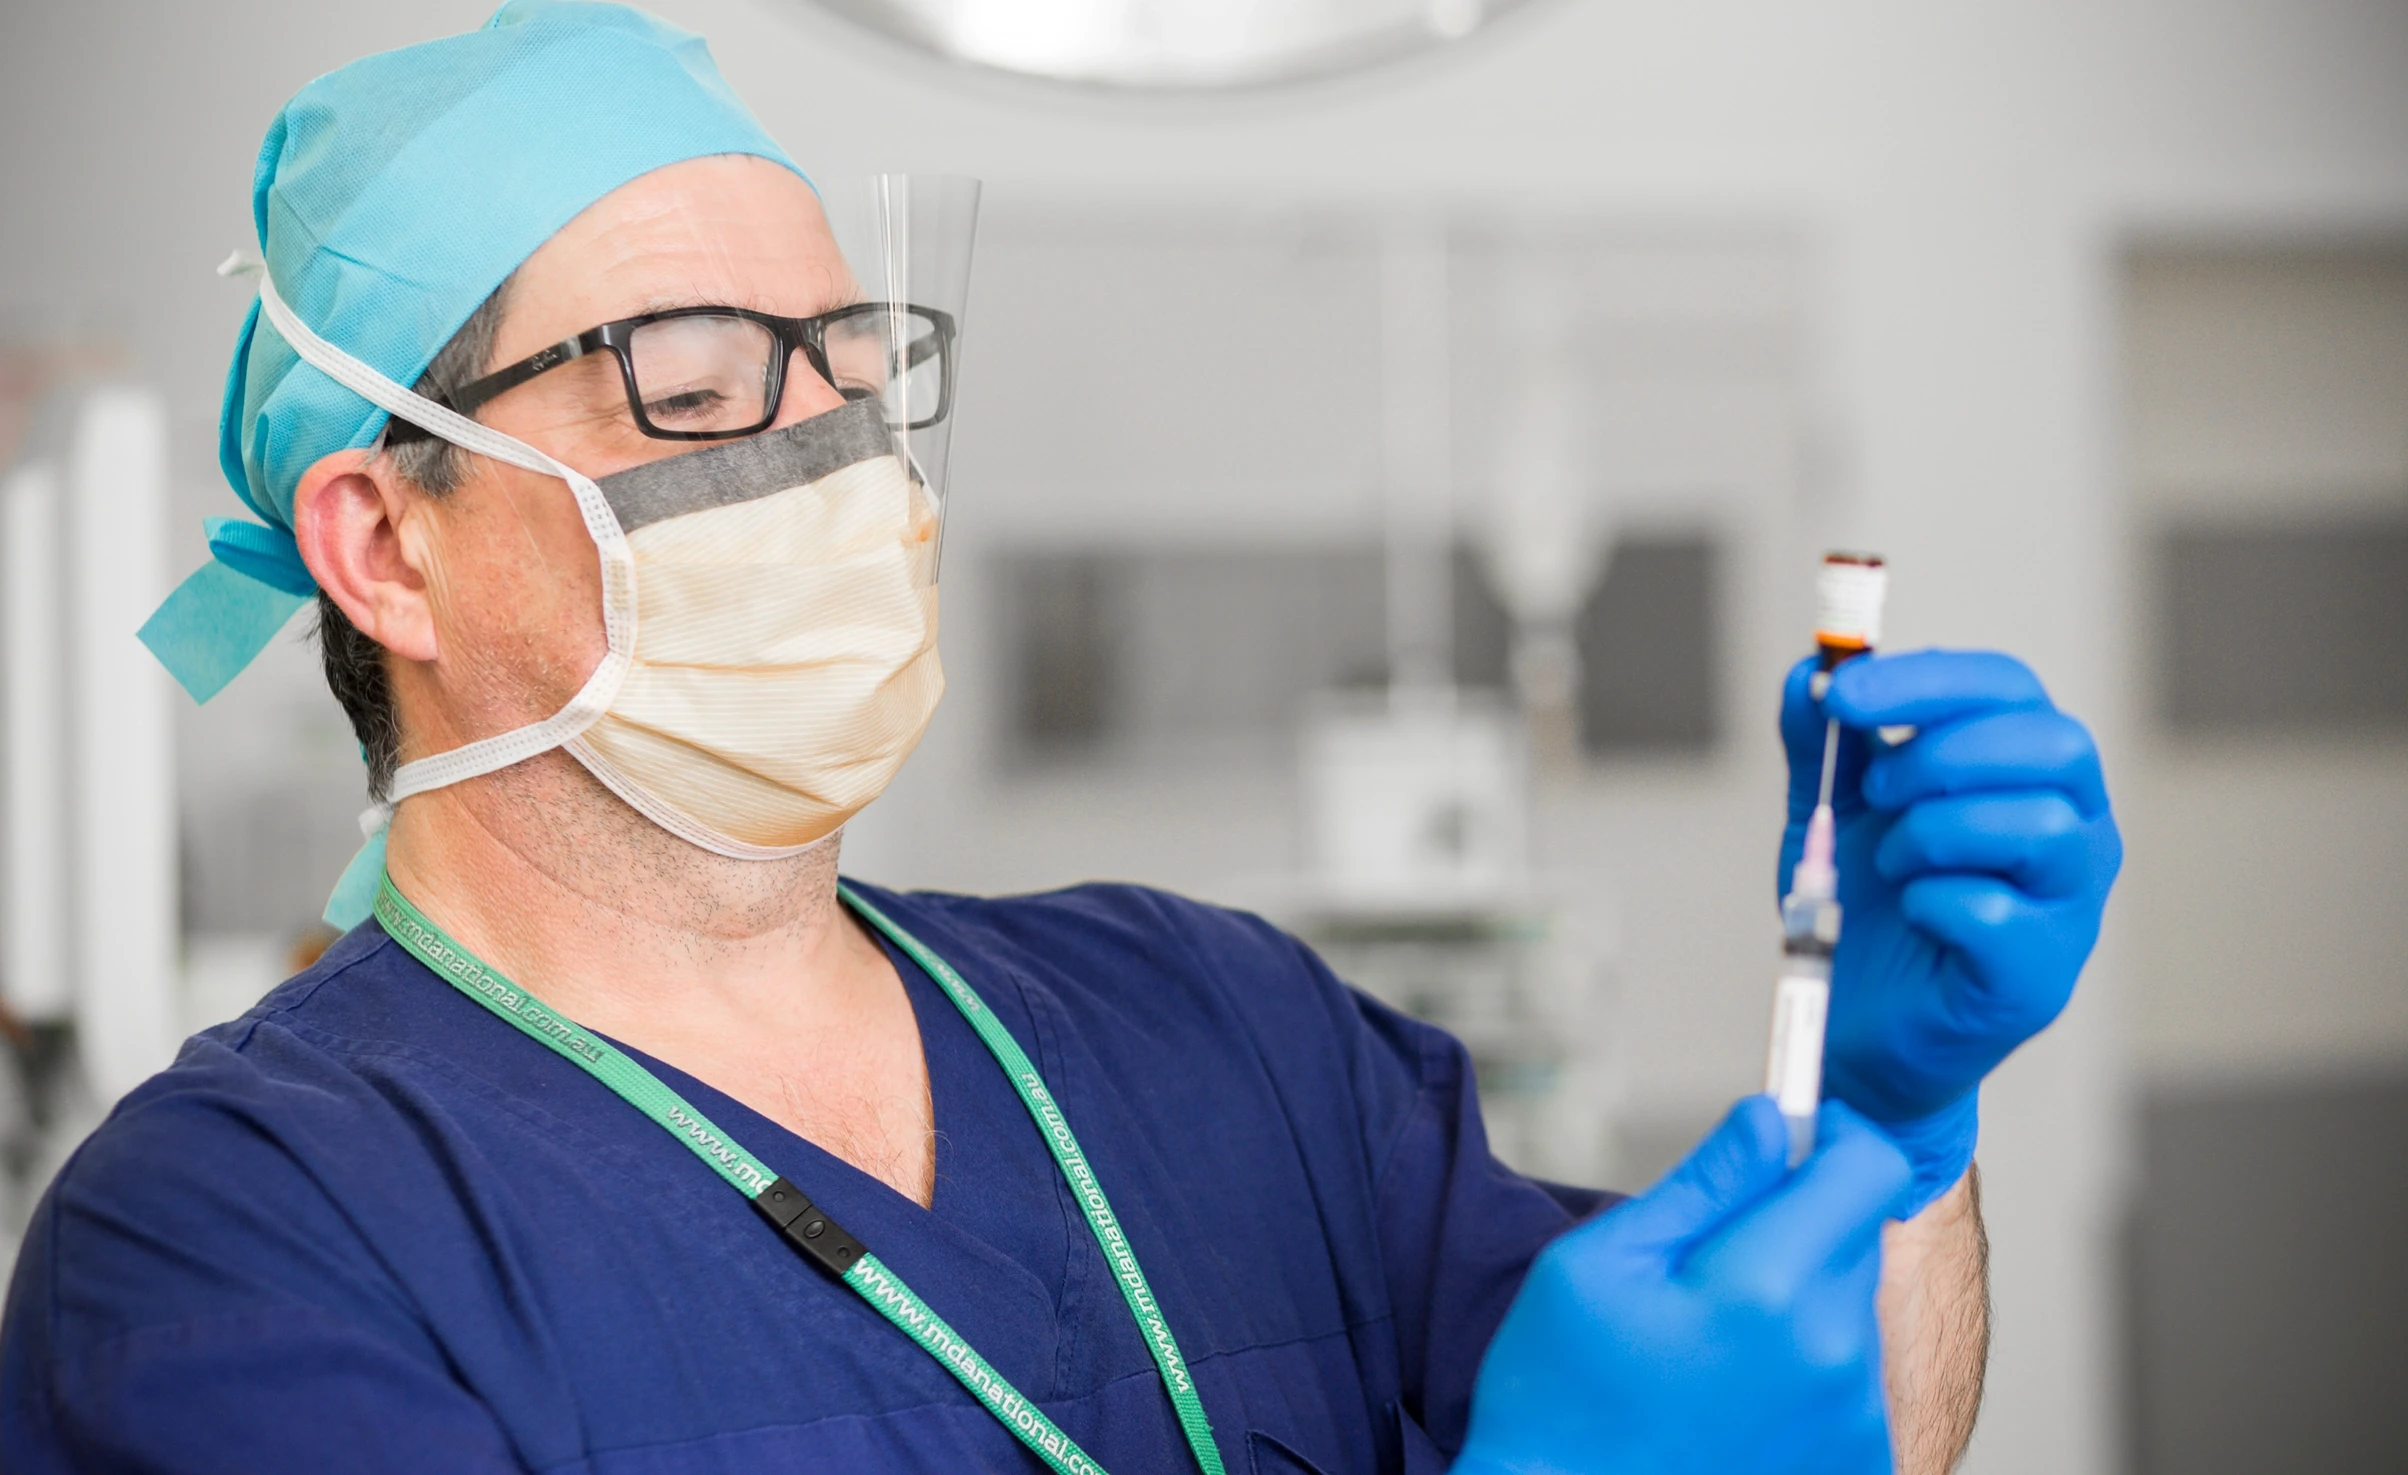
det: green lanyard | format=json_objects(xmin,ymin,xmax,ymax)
[{"xmin": 373, "ymin": 874, "xmax": 1226, "ymax": 1475}]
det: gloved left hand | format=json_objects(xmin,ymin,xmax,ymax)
[
  {"xmin": 1453, "ymin": 1096, "xmax": 1912, "ymax": 1475},
  {"xmin": 1780, "ymin": 649, "xmax": 2122, "ymax": 1215}
]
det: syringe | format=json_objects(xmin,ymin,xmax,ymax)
[{"xmin": 1764, "ymin": 553, "xmax": 1887, "ymax": 1165}]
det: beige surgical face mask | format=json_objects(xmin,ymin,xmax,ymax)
[
  {"xmin": 567, "ymin": 399, "xmax": 943, "ymax": 854},
  {"xmin": 257, "ymin": 272, "xmax": 942, "ymax": 868}
]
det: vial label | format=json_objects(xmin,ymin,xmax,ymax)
[{"xmin": 1814, "ymin": 557, "xmax": 1888, "ymax": 649}]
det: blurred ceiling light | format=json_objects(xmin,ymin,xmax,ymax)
[{"xmin": 803, "ymin": 0, "xmax": 1530, "ymax": 88}]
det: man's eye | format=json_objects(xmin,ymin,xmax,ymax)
[{"xmin": 643, "ymin": 388, "xmax": 727, "ymax": 423}]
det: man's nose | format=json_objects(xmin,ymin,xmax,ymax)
[{"xmin": 766, "ymin": 347, "xmax": 849, "ymax": 430}]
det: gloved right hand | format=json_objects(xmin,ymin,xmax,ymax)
[{"xmin": 1452, "ymin": 1096, "xmax": 1913, "ymax": 1475}]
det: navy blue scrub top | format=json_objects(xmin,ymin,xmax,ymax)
[{"xmin": 1, "ymin": 882, "xmax": 1618, "ymax": 1474}]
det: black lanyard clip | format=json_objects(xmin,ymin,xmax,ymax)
[{"xmin": 753, "ymin": 1177, "xmax": 869, "ymax": 1278}]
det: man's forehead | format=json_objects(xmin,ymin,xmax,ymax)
[{"xmin": 502, "ymin": 158, "xmax": 850, "ymax": 343}]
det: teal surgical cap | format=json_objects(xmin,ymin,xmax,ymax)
[{"xmin": 138, "ymin": 0, "xmax": 803, "ymax": 703}]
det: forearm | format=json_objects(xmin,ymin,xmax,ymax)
[{"xmin": 1876, "ymin": 1162, "xmax": 1989, "ymax": 1473}]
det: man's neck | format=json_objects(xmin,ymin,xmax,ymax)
[
  {"xmin": 380, "ymin": 748, "xmax": 870, "ymax": 1036},
  {"xmin": 381, "ymin": 749, "xmax": 938, "ymax": 1205}
]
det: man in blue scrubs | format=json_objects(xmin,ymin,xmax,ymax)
[{"xmin": 0, "ymin": 5, "xmax": 2119, "ymax": 1472}]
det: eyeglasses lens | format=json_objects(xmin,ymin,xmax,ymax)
[
  {"xmin": 626, "ymin": 315, "xmax": 779, "ymax": 434},
  {"xmin": 824, "ymin": 308, "xmax": 947, "ymax": 428}
]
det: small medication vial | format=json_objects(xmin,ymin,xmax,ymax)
[{"xmin": 1807, "ymin": 552, "xmax": 1887, "ymax": 699}]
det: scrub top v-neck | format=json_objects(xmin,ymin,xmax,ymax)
[
  {"xmin": 2, "ymin": 881, "xmax": 1620, "ymax": 1475},
  {"xmin": 624, "ymin": 914, "xmax": 1081, "ymax": 1399},
  {"xmin": 373, "ymin": 874, "xmax": 1221, "ymax": 1475}
]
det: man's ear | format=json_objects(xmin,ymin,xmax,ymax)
[{"xmin": 291, "ymin": 448, "xmax": 441, "ymax": 664}]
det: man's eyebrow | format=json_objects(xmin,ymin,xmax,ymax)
[
  {"xmin": 631, "ymin": 289, "xmax": 868, "ymax": 318},
  {"xmin": 633, "ymin": 293, "xmax": 745, "ymax": 316}
]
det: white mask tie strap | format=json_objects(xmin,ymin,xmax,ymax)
[{"xmin": 254, "ymin": 272, "xmax": 637, "ymax": 803}]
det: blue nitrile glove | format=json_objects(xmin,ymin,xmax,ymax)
[
  {"xmin": 1780, "ymin": 648, "xmax": 2123, "ymax": 1214},
  {"xmin": 1454, "ymin": 1096, "xmax": 1912, "ymax": 1475}
]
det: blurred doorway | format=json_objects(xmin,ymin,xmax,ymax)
[{"xmin": 2119, "ymin": 242, "xmax": 2408, "ymax": 1474}]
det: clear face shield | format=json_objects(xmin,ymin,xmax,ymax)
[
  {"xmin": 262, "ymin": 170, "xmax": 981, "ymax": 869},
  {"xmin": 816, "ymin": 175, "xmax": 980, "ymax": 575}
]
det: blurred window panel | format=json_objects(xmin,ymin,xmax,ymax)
[
  {"xmin": 1454, "ymin": 537, "xmax": 1720, "ymax": 754},
  {"xmin": 1000, "ymin": 534, "xmax": 1719, "ymax": 764},
  {"xmin": 1574, "ymin": 537, "xmax": 1718, "ymax": 754},
  {"xmin": 1450, "ymin": 545, "xmax": 1512, "ymax": 692},
  {"xmin": 2157, "ymin": 516, "xmax": 2408, "ymax": 732},
  {"xmin": 1000, "ymin": 546, "xmax": 1385, "ymax": 767},
  {"xmin": 1008, "ymin": 553, "xmax": 1116, "ymax": 749},
  {"xmin": 2127, "ymin": 1076, "xmax": 2408, "ymax": 1474}
]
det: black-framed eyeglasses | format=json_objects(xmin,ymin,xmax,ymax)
[{"xmin": 390, "ymin": 302, "xmax": 958, "ymax": 445}]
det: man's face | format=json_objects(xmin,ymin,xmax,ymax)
[{"xmin": 397, "ymin": 154, "xmax": 855, "ymax": 760}]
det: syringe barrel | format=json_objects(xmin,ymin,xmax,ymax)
[
  {"xmin": 1766, "ymin": 892, "xmax": 1840, "ymax": 1166},
  {"xmin": 1764, "ymin": 962, "xmax": 1828, "ymax": 1167}
]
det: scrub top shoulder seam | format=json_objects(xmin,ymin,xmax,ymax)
[
  {"xmin": 1363, "ymin": 1005, "xmax": 1462, "ymax": 1208},
  {"xmin": 261, "ymin": 1012, "xmax": 698, "ymax": 1184},
  {"xmin": 208, "ymin": 966, "xmax": 858, "ymax": 1276},
  {"xmin": 219, "ymin": 928, "xmax": 406, "ymax": 1041}
]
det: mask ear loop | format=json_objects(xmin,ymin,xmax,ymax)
[{"xmin": 254, "ymin": 274, "xmax": 638, "ymax": 809}]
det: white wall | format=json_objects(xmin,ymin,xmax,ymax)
[
  {"xmin": 6, "ymin": 2, "xmax": 2408, "ymax": 1471},
  {"xmin": 2123, "ymin": 251, "xmax": 2408, "ymax": 1087}
]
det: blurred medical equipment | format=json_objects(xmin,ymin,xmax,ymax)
[
  {"xmin": 799, "ymin": 0, "xmax": 1534, "ymax": 88},
  {"xmin": 1474, "ymin": 250, "xmax": 1606, "ymax": 771},
  {"xmin": 0, "ymin": 385, "xmax": 181, "ymax": 1251},
  {"xmin": 1379, "ymin": 222, "xmax": 1456, "ymax": 697},
  {"xmin": 1262, "ymin": 227, "xmax": 1620, "ymax": 1185},
  {"xmin": 1454, "ymin": 1097, "xmax": 1910, "ymax": 1475},
  {"xmin": 1290, "ymin": 693, "xmax": 1616, "ymax": 1180},
  {"xmin": 1763, "ymin": 553, "xmax": 1886, "ymax": 1164}
]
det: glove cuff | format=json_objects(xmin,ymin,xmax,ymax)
[{"xmin": 1878, "ymin": 1090, "xmax": 1979, "ymax": 1218}]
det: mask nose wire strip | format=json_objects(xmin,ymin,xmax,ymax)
[{"xmin": 254, "ymin": 274, "xmax": 637, "ymax": 805}]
